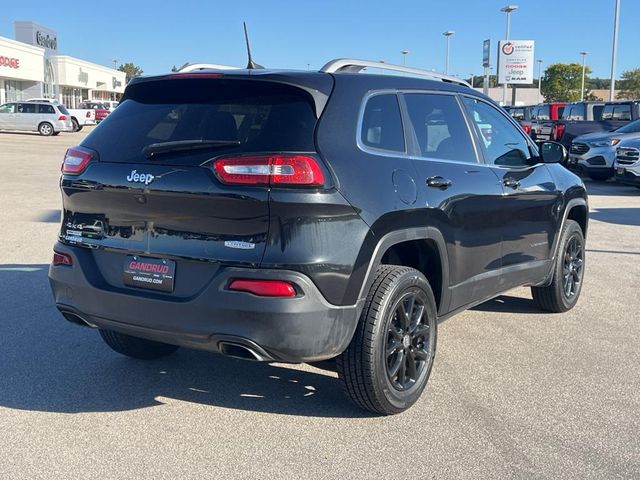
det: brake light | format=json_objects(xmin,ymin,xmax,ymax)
[
  {"xmin": 58, "ymin": 115, "xmax": 67, "ymax": 121},
  {"xmin": 62, "ymin": 146, "xmax": 93, "ymax": 174},
  {"xmin": 553, "ymin": 123, "xmax": 566, "ymax": 141},
  {"xmin": 522, "ymin": 124, "xmax": 532, "ymax": 134},
  {"xmin": 213, "ymin": 155, "xmax": 325, "ymax": 186},
  {"xmin": 53, "ymin": 251, "xmax": 73, "ymax": 266},
  {"xmin": 228, "ymin": 279, "xmax": 296, "ymax": 297}
]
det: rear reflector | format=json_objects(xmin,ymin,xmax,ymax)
[
  {"xmin": 213, "ymin": 155, "xmax": 325, "ymax": 186},
  {"xmin": 53, "ymin": 252, "xmax": 73, "ymax": 266},
  {"xmin": 228, "ymin": 279, "xmax": 296, "ymax": 297},
  {"xmin": 62, "ymin": 146, "xmax": 93, "ymax": 174}
]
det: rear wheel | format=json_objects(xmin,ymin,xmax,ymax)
[
  {"xmin": 71, "ymin": 118, "xmax": 80, "ymax": 132},
  {"xmin": 532, "ymin": 219, "xmax": 585, "ymax": 312},
  {"xmin": 337, "ymin": 265, "xmax": 437, "ymax": 415},
  {"xmin": 99, "ymin": 329, "xmax": 179, "ymax": 359},
  {"xmin": 38, "ymin": 122, "xmax": 53, "ymax": 136}
]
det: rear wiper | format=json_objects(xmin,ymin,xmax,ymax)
[{"xmin": 143, "ymin": 139, "xmax": 240, "ymax": 158}]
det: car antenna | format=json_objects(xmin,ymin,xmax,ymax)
[{"xmin": 243, "ymin": 22, "xmax": 264, "ymax": 69}]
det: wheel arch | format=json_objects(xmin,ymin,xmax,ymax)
[{"xmin": 358, "ymin": 228, "xmax": 450, "ymax": 316}]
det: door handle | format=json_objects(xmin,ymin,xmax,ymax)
[
  {"xmin": 503, "ymin": 178, "xmax": 521, "ymax": 189},
  {"xmin": 426, "ymin": 176, "xmax": 453, "ymax": 189}
]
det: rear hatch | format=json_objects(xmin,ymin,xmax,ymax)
[{"xmin": 59, "ymin": 74, "xmax": 330, "ymax": 293}]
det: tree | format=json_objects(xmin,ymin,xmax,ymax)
[
  {"xmin": 118, "ymin": 63, "xmax": 144, "ymax": 83},
  {"xmin": 541, "ymin": 63, "xmax": 592, "ymax": 102},
  {"xmin": 617, "ymin": 68, "xmax": 640, "ymax": 99}
]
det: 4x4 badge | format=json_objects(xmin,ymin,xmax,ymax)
[{"xmin": 126, "ymin": 170, "xmax": 155, "ymax": 185}]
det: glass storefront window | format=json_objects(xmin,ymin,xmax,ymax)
[{"xmin": 4, "ymin": 80, "xmax": 24, "ymax": 102}]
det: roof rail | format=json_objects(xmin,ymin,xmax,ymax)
[
  {"xmin": 320, "ymin": 58, "xmax": 471, "ymax": 88},
  {"xmin": 177, "ymin": 63, "xmax": 241, "ymax": 72}
]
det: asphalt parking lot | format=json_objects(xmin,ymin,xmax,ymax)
[{"xmin": 0, "ymin": 129, "xmax": 639, "ymax": 479}]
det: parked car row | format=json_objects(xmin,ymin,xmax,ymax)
[
  {"xmin": 0, "ymin": 98, "xmax": 118, "ymax": 135},
  {"xmin": 506, "ymin": 100, "xmax": 640, "ymax": 186}
]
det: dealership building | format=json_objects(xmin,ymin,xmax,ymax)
[{"xmin": 0, "ymin": 21, "xmax": 125, "ymax": 107}]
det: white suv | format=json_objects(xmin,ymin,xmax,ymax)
[{"xmin": 614, "ymin": 140, "xmax": 640, "ymax": 189}]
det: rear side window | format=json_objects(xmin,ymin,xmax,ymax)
[
  {"xmin": 82, "ymin": 79, "xmax": 318, "ymax": 165},
  {"xmin": 532, "ymin": 105, "xmax": 550, "ymax": 120},
  {"xmin": 602, "ymin": 104, "xmax": 631, "ymax": 121},
  {"xmin": 562, "ymin": 104, "xmax": 585, "ymax": 121},
  {"xmin": 404, "ymin": 94, "xmax": 476, "ymax": 162},
  {"xmin": 360, "ymin": 94, "xmax": 405, "ymax": 152},
  {"xmin": 37, "ymin": 104, "xmax": 55, "ymax": 114},
  {"xmin": 511, "ymin": 108, "xmax": 525, "ymax": 120}
]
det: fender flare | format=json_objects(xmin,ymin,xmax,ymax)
[{"xmin": 356, "ymin": 227, "xmax": 451, "ymax": 316}]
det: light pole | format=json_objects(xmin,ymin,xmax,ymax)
[
  {"xmin": 610, "ymin": 0, "xmax": 621, "ymax": 100},
  {"xmin": 500, "ymin": 5, "xmax": 518, "ymax": 105},
  {"xmin": 112, "ymin": 58, "xmax": 118, "ymax": 70},
  {"xmin": 580, "ymin": 51, "xmax": 588, "ymax": 101},
  {"xmin": 401, "ymin": 50, "xmax": 409, "ymax": 66},
  {"xmin": 470, "ymin": 73, "xmax": 475, "ymax": 88},
  {"xmin": 443, "ymin": 31, "xmax": 455, "ymax": 75},
  {"xmin": 537, "ymin": 59, "xmax": 543, "ymax": 103}
]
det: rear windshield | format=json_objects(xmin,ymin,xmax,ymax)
[
  {"xmin": 58, "ymin": 105, "xmax": 70, "ymax": 115},
  {"xmin": 81, "ymin": 79, "xmax": 317, "ymax": 165}
]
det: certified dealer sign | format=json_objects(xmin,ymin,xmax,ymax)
[{"xmin": 497, "ymin": 40, "xmax": 534, "ymax": 85}]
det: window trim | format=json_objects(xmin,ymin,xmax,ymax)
[
  {"xmin": 458, "ymin": 93, "xmax": 541, "ymax": 171},
  {"xmin": 356, "ymin": 90, "xmax": 408, "ymax": 156},
  {"xmin": 356, "ymin": 89, "xmax": 483, "ymax": 165}
]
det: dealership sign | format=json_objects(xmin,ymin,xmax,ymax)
[
  {"xmin": 497, "ymin": 40, "xmax": 534, "ymax": 84},
  {"xmin": 0, "ymin": 55, "xmax": 20, "ymax": 69}
]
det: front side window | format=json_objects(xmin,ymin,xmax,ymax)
[
  {"xmin": 0, "ymin": 103, "xmax": 16, "ymax": 113},
  {"xmin": 404, "ymin": 93, "xmax": 476, "ymax": 162},
  {"xmin": 462, "ymin": 97, "xmax": 532, "ymax": 168},
  {"xmin": 533, "ymin": 105, "xmax": 550, "ymax": 120},
  {"xmin": 360, "ymin": 94, "xmax": 405, "ymax": 152},
  {"xmin": 563, "ymin": 104, "xmax": 585, "ymax": 121},
  {"xmin": 605, "ymin": 105, "xmax": 632, "ymax": 121}
]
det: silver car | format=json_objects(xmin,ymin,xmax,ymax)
[
  {"xmin": 0, "ymin": 101, "xmax": 74, "ymax": 136},
  {"xmin": 568, "ymin": 118, "xmax": 640, "ymax": 181}
]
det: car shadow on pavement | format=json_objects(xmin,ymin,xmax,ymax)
[
  {"xmin": 471, "ymin": 294, "xmax": 541, "ymax": 314},
  {"xmin": 590, "ymin": 208, "xmax": 640, "ymax": 227},
  {"xmin": 32, "ymin": 209, "xmax": 61, "ymax": 223},
  {"xmin": 0, "ymin": 264, "xmax": 371, "ymax": 418}
]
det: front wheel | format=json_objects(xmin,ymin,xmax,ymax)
[
  {"xmin": 532, "ymin": 219, "xmax": 585, "ymax": 312},
  {"xmin": 337, "ymin": 265, "xmax": 437, "ymax": 415},
  {"xmin": 38, "ymin": 122, "xmax": 53, "ymax": 136},
  {"xmin": 99, "ymin": 329, "xmax": 179, "ymax": 359}
]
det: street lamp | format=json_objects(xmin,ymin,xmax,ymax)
[
  {"xmin": 500, "ymin": 5, "xmax": 518, "ymax": 105},
  {"xmin": 443, "ymin": 31, "xmax": 455, "ymax": 75},
  {"xmin": 580, "ymin": 52, "xmax": 588, "ymax": 101},
  {"xmin": 112, "ymin": 58, "xmax": 118, "ymax": 69},
  {"xmin": 401, "ymin": 50, "xmax": 409, "ymax": 66},
  {"xmin": 470, "ymin": 73, "xmax": 475, "ymax": 88},
  {"xmin": 537, "ymin": 59, "xmax": 543, "ymax": 103},
  {"xmin": 610, "ymin": 0, "xmax": 621, "ymax": 100}
]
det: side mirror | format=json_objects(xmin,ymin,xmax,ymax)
[{"xmin": 540, "ymin": 141, "xmax": 568, "ymax": 164}]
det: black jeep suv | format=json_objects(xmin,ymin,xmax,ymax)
[{"xmin": 49, "ymin": 59, "xmax": 588, "ymax": 415}]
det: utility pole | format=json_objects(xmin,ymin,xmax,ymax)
[
  {"xmin": 537, "ymin": 59, "xmax": 543, "ymax": 104},
  {"xmin": 580, "ymin": 52, "xmax": 588, "ymax": 101},
  {"xmin": 609, "ymin": 0, "xmax": 621, "ymax": 100},
  {"xmin": 500, "ymin": 5, "xmax": 518, "ymax": 105},
  {"xmin": 112, "ymin": 58, "xmax": 118, "ymax": 70},
  {"xmin": 443, "ymin": 31, "xmax": 455, "ymax": 75}
]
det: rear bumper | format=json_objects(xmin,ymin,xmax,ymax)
[{"xmin": 48, "ymin": 243, "xmax": 361, "ymax": 363}]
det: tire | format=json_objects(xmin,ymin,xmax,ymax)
[
  {"xmin": 38, "ymin": 122, "xmax": 53, "ymax": 136},
  {"xmin": 588, "ymin": 172, "xmax": 612, "ymax": 181},
  {"xmin": 71, "ymin": 118, "xmax": 80, "ymax": 132},
  {"xmin": 532, "ymin": 219, "xmax": 585, "ymax": 313},
  {"xmin": 337, "ymin": 265, "xmax": 437, "ymax": 415},
  {"xmin": 52, "ymin": 132, "xmax": 60, "ymax": 136},
  {"xmin": 99, "ymin": 329, "xmax": 179, "ymax": 360}
]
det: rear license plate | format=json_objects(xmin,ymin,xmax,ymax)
[
  {"xmin": 617, "ymin": 167, "xmax": 626, "ymax": 175},
  {"xmin": 123, "ymin": 256, "xmax": 175, "ymax": 292}
]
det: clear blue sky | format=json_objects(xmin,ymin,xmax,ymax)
[{"xmin": 4, "ymin": 0, "xmax": 638, "ymax": 79}]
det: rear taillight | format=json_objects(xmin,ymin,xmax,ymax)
[
  {"xmin": 228, "ymin": 279, "xmax": 296, "ymax": 297},
  {"xmin": 522, "ymin": 124, "xmax": 532, "ymax": 135},
  {"xmin": 53, "ymin": 252, "xmax": 73, "ymax": 266},
  {"xmin": 62, "ymin": 146, "xmax": 93, "ymax": 174},
  {"xmin": 552, "ymin": 124, "xmax": 566, "ymax": 141},
  {"xmin": 213, "ymin": 154, "xmax": 325, "ymax": 186},
  {"xmin": 58, "ymin": 115, "xmax": 67, "ymax": 121}
]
